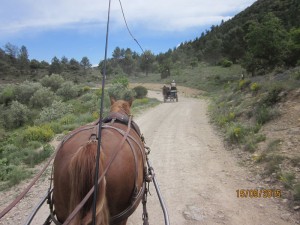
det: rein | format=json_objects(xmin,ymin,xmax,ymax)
[
  {"xmin": 59, "ymin": 115, "xmax": 141, "ymax": 225},
  {"xmin": 0, "ymin": 145, "xmax": 60, "ymax": 219}
]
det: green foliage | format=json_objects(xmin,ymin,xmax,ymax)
[
  {"xmin": 250, "ymin": 82, "xmax": 261, "ymax": 92},
  {"xmin": 238, "ymin": 79, "xmax": 251, "ymax": 90},
  {"xmin": 22, "ymin": 125, "xmax": 54, "ymax": 143},
  {"xmin": 244, "ymin": 13, "xmax": 289, "ymax": 74},
  {"xmin": 133, "ymin": 86, "xmax": 148, "ymax": 99},
  {"xmin": 220, "ymin": 59, "xmax": 233, "ymax": 67},
  {"xmin": 264, "ymin": 154, "xmax": 285, "ymax": 175},
  {"xmin": 108, "ymin": 83, "xmax": 135, "ymax": 101},
  {"xmin": 5, "ymin": 165, "xmax": 30, "ymax": 187},
  {"xmin": 35, "ymin": 100, "xmax": 73, "ymax": 124},
  {"xmin": 261, "ymin": 86, "xmax": 283, "ymax": 106},
  {"xmin": 56, "ymin": 81, "xmax": 79, "ymax": 101},
  {"xmin": 3, "ymin": 101, "xmax": 30, "ymax": 129},
  {"xmin": 30, "ymin": 87, "xmax": 55, "ymax": 108},
  {"xmin": 160, "ymin": 65, "xmax": 171, "ymax": 79},
  {"xmin": 40, "ymin": 74, "xmax": 64, "ymax": 92},
  {"xmin": 0, "ymin": 84, "xmax": 16, "ymax": 106},
  {"xmin": 226, "ymin": 123, "xmax": 246, "ymax": 144},
  {"xmin": 23, "ymin": 144, "xmax": 54, "ymax": 167},
  {"xmin": 255, "ymin": 105, "xmax": 276, "ymax": 125},
  {"xmin": 15, "ymin": 81, "xmax": 42, "ymax": 104},
  {"xmin": 112, "ymin": 75, "xmax": 129, "ymax": 88},
  {"xmin": 279, "ymin": 172, "xmax": 295, "ymax": 189}
]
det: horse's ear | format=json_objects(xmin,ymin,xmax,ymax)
[{"xmin": 110, "ymin": 96, "xmax": 116, "ymax": 105}]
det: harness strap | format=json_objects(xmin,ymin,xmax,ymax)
[{"xmin": 62, "ymin": 116, "xmax": 135, "ymax": 225}]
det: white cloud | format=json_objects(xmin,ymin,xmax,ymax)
[{"xmin": 0, "ymin": 0, "xmax": 256, "ymax": 36}]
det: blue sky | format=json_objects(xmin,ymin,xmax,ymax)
[{"xmin": 0, "ymin": 0, "xmax": 256, "ymax": 66}]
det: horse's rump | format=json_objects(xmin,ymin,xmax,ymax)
[{"xmin": 53, "ymin": 121, "xmax": 145, "ymax": 224}]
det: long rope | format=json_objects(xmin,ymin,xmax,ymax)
[
  {"xmin": 118, "ymin": 0, "xmax": 145, "ymax": 54},
  {"xmin": 92, "ymin": 0, "xmax": 146, "ymax": 224},
  {"xmin": 92, "ymin": 0, "xmax": 112, "ymax": 224}
]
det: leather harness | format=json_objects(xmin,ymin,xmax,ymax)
[{"xmin": 47, "ymin": 112, "xmax": 148, "ymax": 225}]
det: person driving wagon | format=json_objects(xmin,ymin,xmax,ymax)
[{"xmin": 170, "ymin": 80, "xmax": 176, "ymax": 90}]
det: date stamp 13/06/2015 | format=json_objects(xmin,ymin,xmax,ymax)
[{"xmin": 236, "ymin": 189, "xmax": 282, "ymax": 198}]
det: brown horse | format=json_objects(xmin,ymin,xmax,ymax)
[{"xmin": 52, "ymin": 98, "xmax": 146, "ymax": 225}]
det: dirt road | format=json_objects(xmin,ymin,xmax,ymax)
[{"xmin": 0, "ymin": 89, "xmax": 298, "ymax": 225}]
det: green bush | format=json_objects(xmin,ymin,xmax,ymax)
[
  {"xmin": 108, "ymin": 83, "xmax": 135, "ymax": 101},
  {"xmin": 35, "ymin": 100, "xmax": 74, "ymax": 124},
  {"xmin": 40, "ymin": 74, "xmax": 64, "ymax": 92},
  {"xmin": 0, "ymin": 84, "xmax": 16, "ymax": 106},
  {"xmin": 238, "ymin": 79, "xmax": 251, "ymax": 90},
  {"xmin": 221, "ymin": 59, "xmax": 233, "ymax": 67},
  {"xmin": 133, "ymin": 86, "xmax": 148, "ymax": 99},
  {"xmin": 262, "ymin": 86, "xmax": 283, "ymax": 106},
  {"xmin": 226, "ymin": 123, "xmax": 246, "ymax": 144},
  {"xmin": 22, "ymin": 125, "xmax": 54, "ymax": 143},
  {"xmin": 7, "ymin": 165, "xmax": 31, "ymax": 187},
  {"xmin": 30, "ymin": 87, "xmax": 55, "ymax": 108},
  {"xmin": 15, "ymin": 81, "xmax": 42, "ymax": 104},
  {"xmin": 250, "ymin": 82, "xmax": 261, "ymax": 92},
  {"xmin": 279, "ymin": 172, "xmax": 295, "ymax": 189},
  {"xmin": 112, "ymin": 75, "xmax": 129, "ymax": 88},
  {"xmin": 255, "ymin": 105, "xmax": 278, "ymax": 124},
  {"xmin": 3, "ymin": 101, "xmax": 30, "ymax": 129},
  {"xmin": 1, "ymin": 144, "xmax": 22, "ymax": 165},
  {"xmin": 24, "ymin": 144, "xmax": 54, "ymax": 167},
  {"xmin": 57, "ymin": 81, "xmax": 80, "ymax": 101}
]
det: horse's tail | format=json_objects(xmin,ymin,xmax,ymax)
[{"xmin": 68, "ymin": 141, "xmax": 109, "ymax": 225}]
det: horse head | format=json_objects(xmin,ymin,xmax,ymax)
[{"xmin": 110, "ymin": 97, "xmax": 133, "ymax": 116}]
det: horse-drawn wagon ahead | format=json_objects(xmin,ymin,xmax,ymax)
[{"xmin": 163, "ymin": 85, "xmax": 178, "ymax": 102}]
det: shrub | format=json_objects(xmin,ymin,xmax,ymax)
[
  {"xmin": 108, "ymin": 83, "xmax": 135, "ymax": 101},
  {"xmin": 112, "ymin": 76, "xmax": 129, "ymax": 88},
  {"xmin": 1, "ymin": 144, "xmax": 22, "ymax": 165},
  {"xmin": 264, "ymin": 154, "xmax": 284, "ymax": 175},
  {"xmin": 133, "ymin": 86, "xmax": 148, "ymax": 99},
  {"xmin": 262, "ymin": 86, "xmax": 283, "ymax": 106},
  {"xmin": 0, "ymin": 84, "xmax": 16, "ymax": 106},
  {"xmin": 22, "ymin": 125, "xmax": 54, "ymax": 143},
  {"xmin": 221, "ymin": 59, "xmax": 233, "ymax": 67},
  {"xmin": 24, "ymin": 144, "xmax": 54, "ymax": 167},
  {"xmin": 238, "ymin": 79, "xmax": 251, "ymax": 90},
  {"xmin": 255, "ymin": 105, "xmax": 278, "ymax": 124},
  {"xmin": 15, "ymin": 81, "xmax": 42, "ymax": 104},
  {"xmin": 59, "ymin": 114, "xmax": 76, "ymax": 125},
  {"xmin": 35, "ymin": 100, "xmax": 74, "ymax": 124},
  {"xmin": 82, "ymin": 86, "xmax": 91, "ymax": 92},
  {"xmin": 40, "ymin": 74, "xmax": 64, "ymax": 92},
  {"xmin": 226, "ymin": 123, "xmax": 246, "ymax": 143},
  {"xmin": 57, "ymin": 81, "xmax": 80, "ymax": 101},
  {"xmin": 250, "ymin": 82, "xmax": 261, "ymax": 92},
  {"xmin": 30, "ymin": 87, "xmax": 55, "ymax": 108},
  {"xmin": 3, "ymin": 101, "xmax": 30, "ymax": 129},
  {"xmin": 279, "ymin": 172, "xmax": 295, "ymax": 189},
  {"xmin": 7, "ymin": 165, "xmax": 31, "ymax": 186}
]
